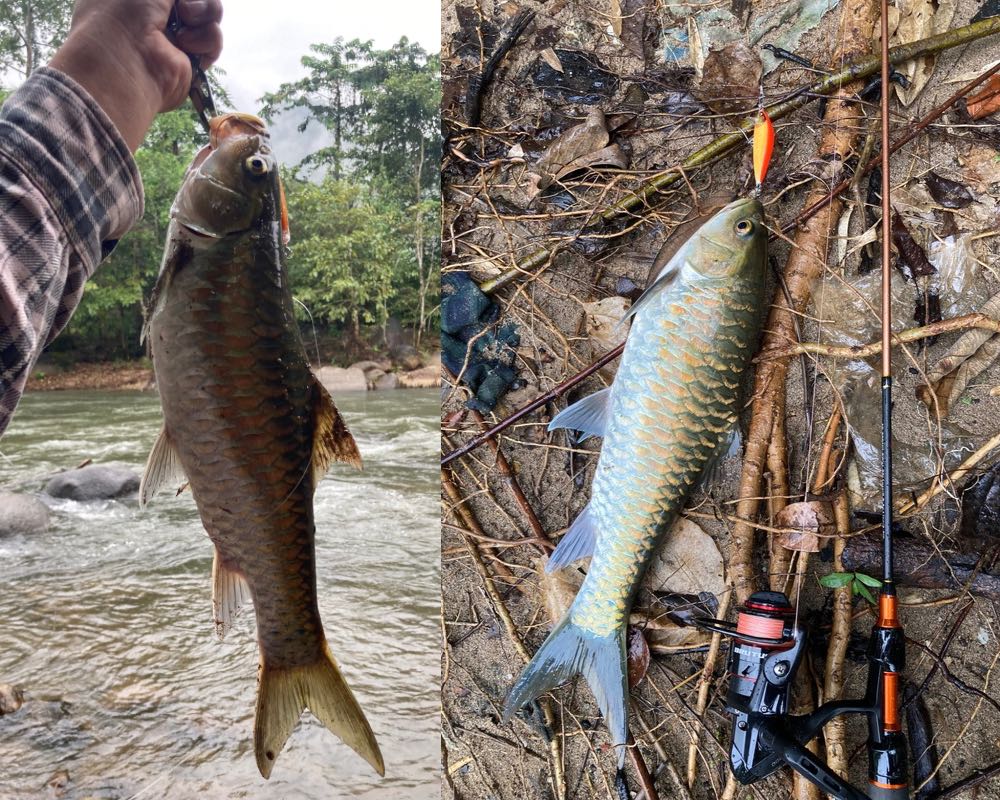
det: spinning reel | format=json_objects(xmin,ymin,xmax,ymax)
[{"xmin": 696, "ymin": 590, "xmax": 909, "ymax": 800}]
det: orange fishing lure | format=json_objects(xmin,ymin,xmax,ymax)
[{"xmin": 753, "ymin": 108, "xmax": 775, "ymax": 188}]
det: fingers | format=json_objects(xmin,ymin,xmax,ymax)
[
  {"xmin": 176, "ymin": 0, "xmax": 223, "ymax": 27},
  {"xmin": 175, "ymin": 23, "xmax": 223, "ymax": 68}
]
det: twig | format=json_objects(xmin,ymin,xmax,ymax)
[
  {"xmin": 897, "ymin": 428, "xmax": 1000, "ymax": 514},
  {"xmin": 442, "ymin": 468, "xmax": 567, "ymax": 799},
  {"xmin": 905, "ymin": 601, "xmax": 974, "ymax": 711},
  {"xmin": 478, "ymin": 17, "xmax": 1000, "ymax": 294},
  {"xmin": 904, "ymin": 638, "xmax": 1000, "ymax": 715},
  {"xmin": 822, "ymin": 492, "xmax": 852, "ymax": 780},
  {"xmin": 923, "ymin": 759, "xmax": 1000, "ymax": 800},
  {"xmin": 439, "ymin": 61, "xmax": 1000, "ymax": 468},
  {"xmin": 465, "ymin": 10, "xmax": 536, "ymax": 128},
  {"xmin": 441, "ymin": 346, "xmax": 621, "ymax": 466},
  {"xmin": 757, "ymin": 314, "xmax": 1000, "ymax": 360}
]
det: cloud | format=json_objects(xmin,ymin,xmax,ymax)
[{"xmin": 215, "ymin": 0, "xmax": 439, "ymax": 166}]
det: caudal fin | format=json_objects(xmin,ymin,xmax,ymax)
[
  {"xmin": 254, "ymin": 642, "xmax": 384, "ymax": 779},
  {"xmin": 503, "ymin": 616, "xmax": 629, "ymax": 764}
]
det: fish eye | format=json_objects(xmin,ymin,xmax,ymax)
[
  {"xmin": 735, "ymin": 219, "xmax": 754, "ymax": 236},
  {"xmin": 245, "ymin": 155, "xmax": 269, "ymax": 177}
]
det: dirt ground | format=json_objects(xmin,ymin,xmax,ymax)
[
  {"xmin": 26, "ymin": 361, "xmax": 155, "ymax": 391},
  {"xmin": 441, "ymin": 0, "xmax": 1000, "ymax": 798}
]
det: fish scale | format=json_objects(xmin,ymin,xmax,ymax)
[
  {"xmin": 141, "ymin": 114, "xmax": 383, "ymax": 779},
  {"xmin": 576, "ymin": 278, "xmax": 762, "ymax": 637},
  {"xmin": 504, "ymin": 196, "xmax": 767, "ymax": 765}
]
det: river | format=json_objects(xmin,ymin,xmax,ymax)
[{"xmin": 0, "ymin": 389, "xmax": 439, "ymax": 800}]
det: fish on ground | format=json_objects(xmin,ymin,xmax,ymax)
[
  {"xmin": 504, "ymin": 197, "xmax": 768, "ymax": 763},
  {"xmin": 140, "ymin": 112, "xmax": 383, "ymax": 779}
]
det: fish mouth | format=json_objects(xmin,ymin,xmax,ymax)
[{"xmin": 725, "ymin": 196, "xmax": 763, "ymax": 217}]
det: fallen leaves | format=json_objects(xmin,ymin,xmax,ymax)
[
  {"xmin": 888, "ymin": 0, "xmax": 957, "ymax": 106},
  {"xmin": 918, "ymin": 289, "xmax": 1000, "ymax": 416},
  {"xmin": 525, "ymin": 108, "xmax": 628, "ymax": 196},
  {"xmin": 775, "ymin": 501, "xmax": 836, "ymax": 552}
]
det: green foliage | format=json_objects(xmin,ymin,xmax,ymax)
[
  {"xmin": 0, "ymin": 0, "xmax": 71, "ymax": 77},
  {"xmin": 43, "ymin": 35, "xmax": 440, "ymax": 361},
  {"xmin": 57, "ymin": 110, "xmax": 200, "ymax": 359},
  {"xmin": 819, "ymin": 571, "xmax": 882, "ymax": 604}
]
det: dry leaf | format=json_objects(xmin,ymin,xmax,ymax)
[
  {"xmin": 539, "ymin": 47, "xmax": 563, "ymax": 73},
  {"xmin": 645, "ymin": 517, "xmax": 726, "ymax": 598},
  {"xmin": 584, "ymin": 296, "xmax": 630, "ymax": 355},
  {"xmin": 967, "ymin": 74, "xmax": 1000, "ymax": 119},
  {"xmin": 889, "ymin": 0, "xmax": 957, "ymax": 106},
  {"xmin": 918, "ymin": 289, "xmax": 1000, "ymax": 416},
  {"xmin": 775, "ymin": 501, "xmax": 835, "ymax": 552},
  {"xmin": 695, "ymin": 39, "xmax": 761, "ymax": 116},
  {"xmin": 537, "ymin": 555, "xmax": 582, "ymax": 624},
  {"xmin": 530, "ymin": 108, "xmax": 626, "ymax": 195},
  {"xmin": 626, "ymin": 626, "xmax": 649, "ymax": 688},
  {"xmin": 610, "ymin": 0, "xmax": 623, "ymax": 37}
]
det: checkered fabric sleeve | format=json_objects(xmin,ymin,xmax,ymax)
[{"xmin": 0, "ymin": 66, "xmax": 144, "ymax": 436}]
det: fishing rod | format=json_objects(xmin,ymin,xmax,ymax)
[{"xmin": 695, "ymin": 5, "xmax": 909, "ymax": 796}]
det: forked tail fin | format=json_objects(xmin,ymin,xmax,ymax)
[
  {"xmin": 503, "ymin": 615, "xmax": 629, "ymax": 765},
  {"xmin": 254, "ymin": 641, "xmax": 384, "ymax": 779}
]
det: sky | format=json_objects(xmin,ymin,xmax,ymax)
[{"xmin": 213, "ymin": 0, "xmax": 440, "ymax": 166}]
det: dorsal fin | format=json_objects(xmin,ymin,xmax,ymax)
[{"xmin": 312, "ymin": 377, "xmax": 362, "ymax": 480}]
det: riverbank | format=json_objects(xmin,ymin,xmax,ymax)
[{"xmin": 26, "ymin": 358, "xmax": 440, "ymax": 393}]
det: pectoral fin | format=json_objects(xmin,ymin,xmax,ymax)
[
  {"xmin": 621, "ymin": 262, "xmax": 680, "ymax": 323},
  {"xmin": 139, "ymin": 425, "xmax": 187, "ymax": 507},
  {"xmin": 312, "ymin": 378, "xmax": 362, "ymax": 481}
]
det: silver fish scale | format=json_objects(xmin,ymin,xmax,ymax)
[{"xmin": 570, "ymin": 275, "xmax": 763, "ymax": 638}]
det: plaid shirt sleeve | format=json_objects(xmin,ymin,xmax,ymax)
[{"xmin": 0, "ymin": 66, "xmax": 144, "ymax": 436}]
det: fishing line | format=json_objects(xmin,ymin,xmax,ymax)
[{"xmin": 293, "ymin": 297, "xmax": 323, "ymax": 369}]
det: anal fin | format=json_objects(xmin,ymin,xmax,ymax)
[
  {"xmin": 139, "ymin": 425, "xmax": 187, "ymax": 508},
  {"xmin": 212, "ymin": 549, "xmax": 252, "ymax": 639},
  {"xmin": 546, "ymin": 504, "xmax": 597, "ymax": 572}
]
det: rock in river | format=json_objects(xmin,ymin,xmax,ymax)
[
  {"xmin": 44, "ymin": 465, "xmax": 139, "ymax": 501},
  {"xmin": 0, "ymin": 683, "xmax": 23, "ymax": 715},
  {"xmin": 0, "ymin": 492, "xmax": 50, "ymax": 535},
  {"xmin": 316, "ymin": 365, "xmax": 368, "ymax": 393},
  {"xmin": 374, "ymin": 372, "xmax": 399, "ymax": 390}
]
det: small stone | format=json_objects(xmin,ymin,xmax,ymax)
[
  {"xmin": 44, "ymin": 465, "xmax": 139, "ymax": 501},
  {"xmin": 0, "ymin": 492, "xmax": 50, "ymax": 535},
  {"xmin": 0, "ymin": 683, "xmax": 24, "ymax": 715}
]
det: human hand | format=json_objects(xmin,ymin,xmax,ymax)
[{"xmin": 50, "ymin": 0, "xmax": 223, "ymax": 151}]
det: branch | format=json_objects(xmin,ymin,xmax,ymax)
[{"xmin": 756, "ymin": 314, "xmax": 1000, "ymax": 361}]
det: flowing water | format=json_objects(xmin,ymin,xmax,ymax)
[{"xmin": 0, "ymin": 389, "xmax": 439, "ymax": 800}]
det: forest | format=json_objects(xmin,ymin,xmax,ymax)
[{"xmin": 0, "ymin": 1, "xmax": 441, "ymax": 362}]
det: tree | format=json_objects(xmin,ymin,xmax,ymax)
[
  {"xmin": 0, "ymin": 0, "xmax": 70, "ymax": 78},
  {"xmin": 260, "ymin": 39, "xmax": 441, "ymax": 347}
]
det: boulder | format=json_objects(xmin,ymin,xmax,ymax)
[
  {"xmin": 44, "ymin": 465, "xmax": 139, "ymax": 501},
  {"xmin": 316, "ymin": 366, "xmax": 367, "ymax": 393},
  {"xmin": 0, "ymin": 492, "xmax": 50, "ymax": 535},
  {"xmin": 348, "ymin": 360, "xmax": 383, "ymax": 375},
  {"xmin": 365, "ymin": 368, "xmax": 387, "ymax": 388},
  {"xmin": 0, "ymin": 683, "xmax": 23, "ymax": 715},
  {"xmin": 374, "ymin": 372, "xmax": 400, "ymax": 390},
  {"xmin": 398, "ymin": 366, "xmax": 440, "ymax": 389},
  {"xmin": 390, "ymin": 344, "xmax": 422, "ymax": 371}
]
